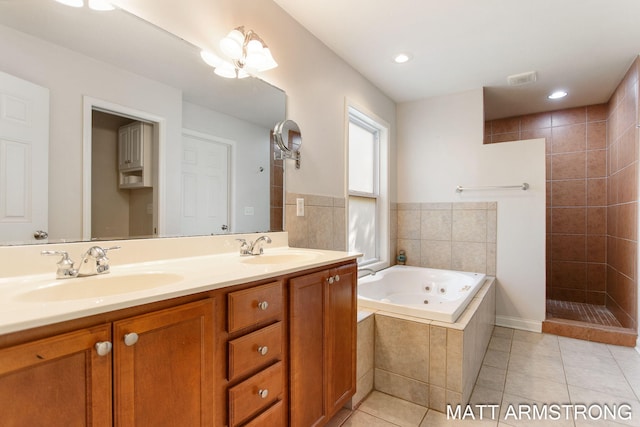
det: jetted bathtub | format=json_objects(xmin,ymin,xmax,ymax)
[{"xmin": 357, "ymin": 265, "xmax": 487, "ymax": 323}]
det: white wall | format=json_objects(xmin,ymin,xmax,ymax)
[
  {"xmin": 182, "ymin": 101, "xmax": 270, "ymax": 232},
  {"xmin": 0, "ymin": 25, "xmax": 184, "ymax": 240},
  {"xmin": 113, "ymin": 0, "xmax": 398, "ymax": 201},
  {"xmin": 397, "ymin": 89, "xmax": 546, "ymax": 330}
]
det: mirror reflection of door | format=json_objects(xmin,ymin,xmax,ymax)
[
  {"xmin": 180, "ymin": 130, "xmax": 230, "ymax": 235},
  {"xmin": 91, "ymin": 110, "xmax": 156, "ymax": 240},
  {"xmin": 0, "ymin": 71, "xmax": 49, "ymax": 245}
]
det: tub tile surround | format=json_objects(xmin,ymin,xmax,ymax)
[
  {"xmin": 333, "ymin": 327, "xmax": 640, "ymax": 427},
  {"xmin": 397, "ymin": 202, "xmax": 497, "ymax": 275},
  {"xmin": 353, "ymin": 278, "xmax": 496, "ymax": 411}
]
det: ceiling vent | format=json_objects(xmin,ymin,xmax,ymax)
[{"xmin": 507, "ymin": 71, "xmax": 537, "ymax": 86}]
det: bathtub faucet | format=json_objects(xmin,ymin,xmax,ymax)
[{"xmin": 357, "ymin": 267, "xmax": 377, "ymax": 278}]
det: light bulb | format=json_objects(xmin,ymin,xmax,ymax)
[
  {"xmin": 55, "ymin": 0, "xmax": 84, "ymax": 7},
  {"xmin": 88, "ymin": 0, "xmax": 114, "ymax": 10},
  {"xmin": 219, "ymin": 29, "xmax": 245, "ymax": 60},
  {"xmin": 548, "ymin": 91, "xmax": 568, "ymax": 99}
]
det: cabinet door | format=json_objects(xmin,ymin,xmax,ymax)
[
  {"xmin": 128, "ymin": 123, "xmax": 144, "ymax": 169},
  {"xmin": 118, "ymin": 126, "xmax": 132, "ymax": 170},
  {"xmin": 113, "ymin": 298, "xmax": 215, "ymax": 427},
  {"xmin": 0, "ymin": 324, "xmax": 112, "ymax": 427},
  {"xmin": 326, "ymin": 264, "xmax": 357, "ymax": 414},
  {"xmin": 289, "ymin": 269, "xmax": 326, "ymax": 427}
]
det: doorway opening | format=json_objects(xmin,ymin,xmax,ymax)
[{"xmin": 83, "ymin": 96, "xmax": 163, "ymax": 241}]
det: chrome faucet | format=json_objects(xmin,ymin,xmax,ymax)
[
  {"xmin": 236, "ymin": 236, "xmax": 272, "ymax": 256},
  {"xmin": 41, "ymin": 245, "xmax": 121, "ymax": 279}
]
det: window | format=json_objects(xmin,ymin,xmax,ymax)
[{"xmin": 347, "ymin": 106, "xmax": 389, "ymax": 267}]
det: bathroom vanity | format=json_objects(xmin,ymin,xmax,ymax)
[{"xmin": 0, "ymin": 234, "xmax": 358, "ymax": 427}]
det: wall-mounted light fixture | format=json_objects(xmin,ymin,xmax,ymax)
[
  {"xmin": 200, "ymin": 27, "xmax": 277, "ymax": 79},
  {"xmin": 54, "ymin": 0, "xmax": 115, "ymax": 11}
]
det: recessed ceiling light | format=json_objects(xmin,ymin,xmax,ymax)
[
  {"xmin": 394, "ymin": 53, "xmax": 412, "ymax": 64},
  {"xmin": 548, "ymin": 90, "xmax": 568, "ymax": 100}
]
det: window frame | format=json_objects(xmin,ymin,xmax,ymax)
[{"xmin": 346, "ymin": 103, "xmax": 389, "ymax": 270}]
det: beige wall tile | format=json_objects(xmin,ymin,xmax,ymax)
[
  {"xmin": 421, "ymin": 202, "xmax": 452, "ymax": 210},
  {"xmin": 487, "ymin": 244, "xmax": 497, "ymax": 276},
  {"xmin": 421, "ymin": 209, "xmax": 452, "ymax": 241},
  {"xmin": 446, "ymin": 329, "xmax": 463, "ymax": 392},
  {"xmin": 398, "ymin": 239, "xmax": 421, "ymax": 266},
  {"xmin": 374, "ymin": 368, "xmax": 429, "ymax": 407},
  {"xmin": 307, "ymin": 205, "xmax": 334, "ymax": 249},
  {"xmin": 452, "ymin": 241, "xmax": 487, "ymax": 273},
  {"xmin": 332, "ymin": 205, "xmax": 345, "ymax": 251},
  {"xmin": 398, "ymin": 209, "xmax": 421, "ymax": 239},
  {"xmin": 421, "ymin": 240, "xmax": 452, "ymax": 269},
  {"xmin": 357, "ymin": 315, "xmax": 375, "ymax": 378},
  {"xmin": 429, "ymin": 325, "xmax": 447, "ymax": 387},
  {"xmin": 348, "ymin": 368, "xmax": 373, "ymax": 409},
  {"xmin": 375, "ymin": 314, "xmax": 429, "ymax": 382},
  {"xmin": 487, "ymin": 209, "xmax": 497, "ymax": 243},
  {"xmin": 452, "ymin": 209, "xmax": 488, "ymax": 243},
  {"xmin": 429, "ymin": 385, "xmax": 446, "ymax": 413}
]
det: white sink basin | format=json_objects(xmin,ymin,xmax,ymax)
[
  {"xmin": 240, "ymin": 251, "xmax": 319, "ymax": 265},
  {"xmin": 16, "ymin": 272, "xmax": 184, "ymax": 302}
]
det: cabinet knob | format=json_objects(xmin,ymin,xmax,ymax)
[
  {"xmin": 334, "ymin": 274, "xmax": 340, "ymax": 282},
  {"xmin": 95, "ymin": 341, "xmax": 113, "ymax": 356},
  {"xmin": 258, "ymin": 389, "xmax": 269, "ymax": 399},
  {"xmin": 257, "ymin": 301, "xmax": 269, "ymax": 311},
  {"xmin": 123, "ymin": 332, "xmax": 139, "ymax": 346},
  {"xmin": 327, "ymin": 276, "xmax": 334, "ymax": 284},
  {"xmin": 257, "ymin": 346, "xmax": 269, "ymax": 356}
]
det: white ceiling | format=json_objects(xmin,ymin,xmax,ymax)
[{"xmin": 273, "ymin": 0, "xmax": 640, "ymax": 120}]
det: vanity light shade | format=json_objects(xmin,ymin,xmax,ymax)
[
  {"xmin": 214, "ymin": 61, "xmax": 238, "ymax": 79},
  {"xmin": 200, "ymin": 50, "xmax": 224, "ymax": 68},
  {"xmin": 220, "ymin": 29, "xmax": 245, "ymax": 60},
  {"xmin": 244, "ymin": 39, "xmax": 267, "ymax": 69},
  {"xmin": 55, "ymin": 0, "xmax": 84, "ymax": 7},
  {"xmin": 261, "ymin": 48, "xmax": 278, "ymax": 71},
  {"xmin": 88, "ymin": 0, "xmax": 115, "ymax": 11}
]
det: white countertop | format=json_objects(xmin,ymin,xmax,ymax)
[{"xmin": 0, "ymin": 244, "xmax": 358, "ymax": 335}]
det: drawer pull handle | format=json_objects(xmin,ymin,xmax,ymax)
[
  {"xmin": 258, "ymin": 346, "xmax": 269, "ymax": 356},
  {"xmin": 123, "ymin": 332, "xmax": 139, "ymax": 346},
  {"xmin": 258, "ymin": 389, "xmax": 269, "ymax": 399},
  {"xmin": 95, "ymin": 341, "xmax": 112, "ymax": 356},
  {"xmin": 257, "ymin": 301, "xmax": 269, "ymax": 310}
]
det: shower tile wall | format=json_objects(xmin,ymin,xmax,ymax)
[
  {"xmin": 484, "ymin": 56, "xmax": 639, "ymax": 331},
  {"xmin": 486, "ymin": 104, "xmax": 608, "ymax": 304},
  {"xmin": 396, "ymin": 202, "xmax": 497, "ymax": 275},
  {"xmin": 607, "ymin": 59, "xmax": 639, "ymax": 330}
]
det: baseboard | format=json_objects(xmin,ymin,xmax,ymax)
[{"xmin": 496, "ymin": 315, "xmax": 542, "ymax": 332}]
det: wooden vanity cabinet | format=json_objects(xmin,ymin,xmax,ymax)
[
  {"xmin": 0, "ymin": 298, "xmax": 215, "ymax": 427},
  {"xmin": 289, "ymin": 263, "xmax": 357, "ymax": 427},
  {"xmin": 0, "ymin": 324, "xmax": 112, "ymax": 426},
  {"xmin": 113, "ymin": 298, "xmax": 215, "ymax": 426}
]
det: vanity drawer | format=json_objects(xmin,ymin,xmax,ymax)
[
  {"xmin": 243, "ymin": 400, "xmax": 285, "ymax": 427},
  {"xmin": 228, "ymin": 361, "xmax": 283, "ymax": 426},
  {"xmin": 228, "ymin": 321, "xmax": 283, "ymax": 381},
  {"xmin": 228, "ymin": 281, "xmax": 283, "ymax": 333}
]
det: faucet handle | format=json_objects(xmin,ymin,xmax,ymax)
[
  {"xmin": 41, "ymin": 250, "xmax": 77, "ymax": 279},
  {"xmin": 236, "ymin": 239, "xmax": 250, "ymax": 255}
]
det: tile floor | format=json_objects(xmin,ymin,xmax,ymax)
[{"xmin": 328, "ymin": 327, "xmax": 640, "ymax": 426}]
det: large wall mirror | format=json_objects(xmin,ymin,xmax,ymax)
[{"xmin": 0, "ymin": 0, "xmax": 285, "ymax": 245}]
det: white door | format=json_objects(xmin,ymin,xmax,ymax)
[
  {"xmin": 0, "ymin": 71, "xmax": 49, "ymax": 244},
  {"xmin": 180, "ymin": 131, "xmax": 230, "ymax": 235}
]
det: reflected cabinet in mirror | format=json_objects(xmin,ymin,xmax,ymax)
[{"xmin": 0, "ymin": 0, "xmax": 285, "ymax": 246}]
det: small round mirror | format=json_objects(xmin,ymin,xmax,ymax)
[{"xmin": 273, "ymin": 119, "xmax": 302, "ymax": 153}]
